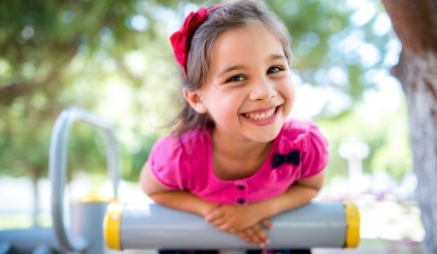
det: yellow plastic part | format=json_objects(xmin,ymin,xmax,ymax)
[
  {"xmin": 343, "ymin": 202, "xmax": 360, "ymax": 248},
  {"xmin": 74, "ymin": 194, "xmax": 115, "ymax": 204},
  {"xmin": 103, "ymin": 201, "xmax": 123, "ymax": 250}
]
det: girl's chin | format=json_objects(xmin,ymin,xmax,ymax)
[{"xmin": 247, "ymin": 124, "xmax": 283, "ymax": 143}]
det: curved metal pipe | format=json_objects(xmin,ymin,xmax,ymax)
[{"xmin": 49, "ymin": 106, "xmax": 120, "ymax": 252}]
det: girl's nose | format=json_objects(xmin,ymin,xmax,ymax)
[{"xmin": 249, "ymin": 78, "xmax": 277, "ymax": 101}]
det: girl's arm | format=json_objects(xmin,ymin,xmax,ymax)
[
  {"xmin": 141, "ymin": 162, "xmax": 270, "ymax": 246},
  {"xmin": 258, "ymin": 170, "xmax": 325, "ymax": 218},
  {"xmin": 140, "ymin": 162, "xmax": 217, "ymax": 217}
]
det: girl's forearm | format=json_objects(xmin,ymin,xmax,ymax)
[
  {"xmin": 254, "ymin": 184, "xmax": 320, "ymax": 219},
  {"xmin": 148, "ymin": 190, "xmax": 217, "ymax": 217}
]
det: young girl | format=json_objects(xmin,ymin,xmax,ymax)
[{"xmin": 140, "ymin": 0, "xmax": 328, "ymax": 253}]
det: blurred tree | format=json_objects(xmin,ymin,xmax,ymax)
[
  {"xmin": 382, "ymin": 0, "xmax": 437, "ymax": 252},
  {"xmin": 0, "ymin": 0, "xmax": 182, "ymax": 224},
  {"xmin": 0, "ymin": 1, "xmax": 183, "ymax": 173}
]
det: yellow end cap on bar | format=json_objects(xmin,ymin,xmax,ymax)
[
  {"xmin": 344, "ymin": 202, "xmax": 360, "ymax": 248},
  {"xmin": 103, "ymin": 201, "xmax": 123, "ymax": 250}
]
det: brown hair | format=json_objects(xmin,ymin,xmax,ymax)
[{"xmin": 172, "ymin": 0, "xmax": 292, "ymax": 134}]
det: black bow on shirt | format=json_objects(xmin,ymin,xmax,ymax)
[{"xmin": 272, "ymin": 150, "xmax": 301, "ymax": 168}]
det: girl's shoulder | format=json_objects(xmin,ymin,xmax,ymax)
[
  {"xmin": 151, "ymin": 128, "xmax": 210, "ymax": 160},
  {"xmin": 275, "ymin": 119, "xmax": 329, "ymax": 178},
  {"xmin": 276, "ymin": 118, "xmax": 327, "ymax": 153},
  {"xmin": 147, "ymin": 128, "xmax": 211, "ymax": 190}
]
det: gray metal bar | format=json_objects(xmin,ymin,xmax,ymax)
[
  {"xmin": 49, "ymin": 106, "xmax": 120, "ymax": 252},
  {"xmin": 106, "ymin": 202, "xmax": 351, "ymax": 250},
  {"xmin": 0, "ymin": 228, "xmax": 59, "ymax": 253}
]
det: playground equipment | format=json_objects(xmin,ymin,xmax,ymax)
[
  {"xmin": 0, "ymin": 107, "xmax": 120, "ymax": 254},
  {"xmin": 104, "ymin": 201, "xmax": 359, "ymax": 250},
  {"xmin": 0, "ymin": 107, "xmax": 361, "ymax": 254}
]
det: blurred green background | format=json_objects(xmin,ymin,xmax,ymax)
[{"xmin": 0, "ymin": 0, "xmax": 419, "ymax": 248}]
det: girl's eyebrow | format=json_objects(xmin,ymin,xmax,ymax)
[
  {"xmin": 269, "ymin": 54, "xmax": 287, "ymax": 61},
  {"xmin": 217, "ymin": 65, "xmax": 245, "ymax": 78}
]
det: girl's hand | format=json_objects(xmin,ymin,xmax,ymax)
[
  {"xmin": 205, "ymin": 204, "xmax": 272, "ymax": 233},
  {"xmin": 236, "ymin": 222, "xmax": 271, "ymax": 247},
  {"xmin": 205, "ymin": 204, "xmax": 269, "ymax": 232}
]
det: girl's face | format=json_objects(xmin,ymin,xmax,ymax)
[{"xmin": 187, "ymin": 22, "xmax": 294, "ymax": 144}]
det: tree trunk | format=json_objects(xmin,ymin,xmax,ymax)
[{"xmin": 381, "ymin": 1, "xmax": 437, "ymax": 253}]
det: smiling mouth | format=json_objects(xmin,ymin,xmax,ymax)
[{"xmin": 242, "ymin": 107, "xmax": 277, "ymax": 120}]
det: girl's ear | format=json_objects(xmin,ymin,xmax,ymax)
[{"xmin": 183, "ymin": 88, "xmax": 207, "ymax": 114}]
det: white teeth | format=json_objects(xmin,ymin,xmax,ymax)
[{"xmin": 244, "ymin": 108, "xmax": 275, "ymax": 120}]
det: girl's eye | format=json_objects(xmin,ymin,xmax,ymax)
[
  {"xmin": 267, "ymin": 66, "xmax": 284, "ymax": 74},
  {"xmin": 225, "ymin": 75, "xmax": 245, "ymax": 83}
]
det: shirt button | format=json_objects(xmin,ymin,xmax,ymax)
[
  {"xmin": 236, "ymin": 185, "xmax": 245, "ymax": 190},
  {"xmin": 237, "ymin": 199, "xmax": 245, "ymax": 204}
]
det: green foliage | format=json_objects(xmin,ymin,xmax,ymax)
[
  {"xmin": 66, "ymin": 124, "xmax": 108, "ymax": 179},
  {"xmin": 125, "ymin": 134, "xmax": 159, "ymax": 181},
  {"xmin": 0, "ymin": 0, "xmax": 179, "ymax": 182}
]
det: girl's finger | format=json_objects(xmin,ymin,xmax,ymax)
[
  {"xmin": 210, "ymin": 218, "xmax": 226, "ymax": 227},
  {"xmin": 241, "ymin": 228, "xmax": 257, "ymax": 244},
  {"xmin": 261, "ymin": 218, "xmax": 272, "ymax": 230},
  {"xmin": 204, "ymin": 211, "xmax": 222, "ymax": 222},
  {"xmin": 218, "ymin": 224, "xmax": 235, "ymax": 233},
  {"xmin": 237, "ymin": 230, "xmax": 252, "ymax": 243},
  {"xmin": 250, "ymin": 225, "xmax": 270, "ymax": 247},
  {"xmin": 217, "ymin": 222, "xmax": 232, "ymax": 232},
  {"xmin": 243, "ymin": 227, "xmax": 264, "ymax": 247}
]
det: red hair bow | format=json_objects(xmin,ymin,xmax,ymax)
[{"xmin": 170, "ymin": 5, "xmax": 222, "ymax": 78}]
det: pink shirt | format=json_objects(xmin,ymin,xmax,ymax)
[{"xmin": 148, "ymin": 119, "xmax": 329, "ymax": 205}]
